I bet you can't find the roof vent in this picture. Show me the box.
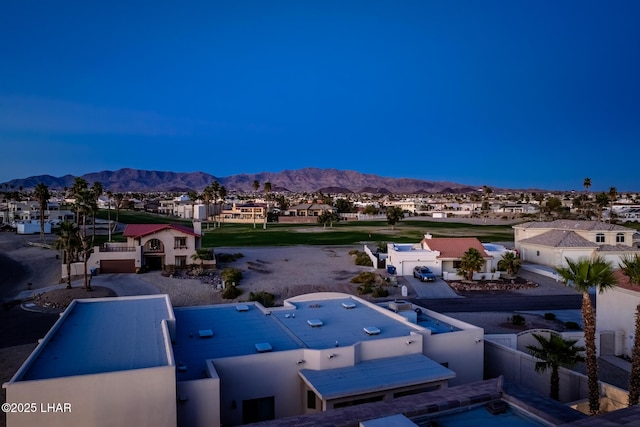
[307,319,323,327]
[363,326,381,335]
[199,329,213,338]
[342,302,356,309]
[236,305,249,312]
[255,342,272,353]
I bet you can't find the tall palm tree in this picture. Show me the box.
[527,333,585,401]
[90,182,103,243]
[106,190,113,241]
[211,181,221,227]
[555,256,617,415]
[619,254,640,406]
[54,221,80,289]
[203,185,214,229]
[595,193,610,222]
[583,177,592,194]
[113,193,124,223]
[458,247,485,281]
[252,179,260,193]
[217,186,227,228]
[33,183,50,243]
[263,182,272,229]
[74,186,96,291]
[187,190,198,219]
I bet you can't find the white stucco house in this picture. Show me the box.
[82,222,213,275]
[386,235,503,280]
[3,292,483,427]
[513,220,640,268]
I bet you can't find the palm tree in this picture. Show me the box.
[526,333,585,401]
[583,177,592,194]
[74,186,96,291]
[252,179,260,193]
[619,255,640,406]
[263,182,272,229]
[555,256,617,415]
[90,182,103,242]
[595,192,609,222]
[33,183,50,243]
[106,190,113,241]
[54,221,80,289]
[497,252,522,277]
[458,248,486,281]
[203,184,214,229]
[211,181,221,226]
[114,193,124,223]
[187,190,198,219]
[218,185,227,228]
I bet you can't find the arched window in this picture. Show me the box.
[596,233,605,243]
[146,238,163,252]
[616,233,625,243]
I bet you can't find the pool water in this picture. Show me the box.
[417,315,460,334]
[416,404,549,427]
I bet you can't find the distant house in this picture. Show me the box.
[84,222,213,274]
[513,220,640,268]
[221,202,268,224]
[386,235,499,280]
[283,203,337,217]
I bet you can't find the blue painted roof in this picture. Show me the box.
[299,353,456,400]
[20,296,173,381]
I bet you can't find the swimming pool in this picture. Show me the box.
[414,403,550,427]
[417,314,460,334]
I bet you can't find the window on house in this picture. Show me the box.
[453,261,462,269]
[175,256,187,267]
[616,233,625,243]
[596,233,605,243]
[242,396,275,424]
[307,390,317,409]
[174,237,187,249]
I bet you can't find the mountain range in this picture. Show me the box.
[2,168,481,194]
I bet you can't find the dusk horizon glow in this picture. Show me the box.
[1,1,639,192]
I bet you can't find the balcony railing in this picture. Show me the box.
[99,246,136,252]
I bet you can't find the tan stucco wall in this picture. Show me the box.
[5,365,176,427]
[597,287,640,357]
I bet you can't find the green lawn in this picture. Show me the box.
[94,210,515,247]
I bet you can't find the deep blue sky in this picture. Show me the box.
[1,1,639,191]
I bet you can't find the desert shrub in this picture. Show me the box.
[357,283,373,295]
[221,268,243,285]
[222,284,242,300]
[510,314,525,326]
[350,272,377,284]
[249,291,275,307]
[376,241,388,253]
[565,321,581,330]
[355,252,373,266]
[217,252,244,263]
[348,249,360,255]
[371,287,389,298]
[544,312,556,320]
[195,248,214,260]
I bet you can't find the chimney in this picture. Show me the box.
[424,233,432,239]
[193,220,202,236]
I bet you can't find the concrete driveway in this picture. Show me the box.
[401,275,461,299]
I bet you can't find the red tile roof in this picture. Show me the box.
[421,237,492,259]
[613,269,640,294]
[123,223,199,238]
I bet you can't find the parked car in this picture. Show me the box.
[413,266,436,282]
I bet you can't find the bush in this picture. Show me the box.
[357,283,373,295]
[355,252,373,266]
[350,272,377,284]
[565,321,581,330]
[371,287,389,298]
[222,284,242,300]
[544,312,556,320]
[249,291,275,308]
[221,268,243,286]
[510,314,525,326]
[348,249,360,256]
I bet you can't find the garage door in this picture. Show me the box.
[100,259,136,274]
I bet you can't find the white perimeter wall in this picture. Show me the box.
[597,287,640,357]
[5,366,176,427]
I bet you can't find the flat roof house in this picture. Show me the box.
[4,292,483,427]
